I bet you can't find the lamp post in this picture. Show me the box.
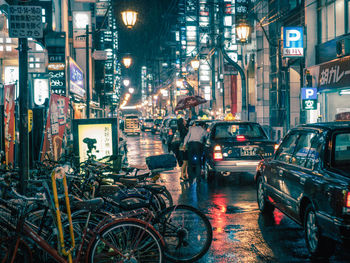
[84,7,137,119]
[122,56,132,68]
[121,10,138,29]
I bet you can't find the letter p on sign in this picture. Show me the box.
[286,29,301,47]
[301,87,317,100]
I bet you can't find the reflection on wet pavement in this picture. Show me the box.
[126,132,350,263]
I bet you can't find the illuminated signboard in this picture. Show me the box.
[69,58,85,97]
[283,27,304,57]
[73,118,119,170]
[301,87,317,110]
[34,78,49,105]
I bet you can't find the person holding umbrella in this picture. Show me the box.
[175,95,207,183]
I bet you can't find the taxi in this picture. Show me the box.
[204,120,277,181]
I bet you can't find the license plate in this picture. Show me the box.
[240,147,256,156]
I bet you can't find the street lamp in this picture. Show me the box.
[122,56,132,68]
[121,10,138,29]
[123,79,130,87]
[236,22,251,43]
[128,87,134,94]
[190,58,200,71]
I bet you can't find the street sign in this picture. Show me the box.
[282,27,304,57]
[301,87,317,100]
[302,99,317,110]
[8,5,43,38]
[301,87,317,110]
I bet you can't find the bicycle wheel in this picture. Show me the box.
[88,218,164,263]
[153,187,173,210]
[154,205,212,263]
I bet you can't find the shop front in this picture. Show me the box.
[308,56,350,122]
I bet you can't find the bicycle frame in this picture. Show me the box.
[51,168,75,263]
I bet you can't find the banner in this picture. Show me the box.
[4,84,16,166]
[40,94,69,161]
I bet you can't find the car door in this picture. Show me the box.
[278,131,318,219]
[266,132,300,209]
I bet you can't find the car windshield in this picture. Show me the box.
[214,123,267,139]
[125,115,138,119]
[154,119,162,125]
[333,132,350,173]
[145,119,153,122]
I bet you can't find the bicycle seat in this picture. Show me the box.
[119,178,138,187]
[73,198,104,211]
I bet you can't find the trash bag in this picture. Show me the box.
[146,154,177,170]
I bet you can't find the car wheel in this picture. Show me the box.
[304,204,335,258]
[256,176,274,214]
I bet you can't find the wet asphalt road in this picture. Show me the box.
[126,132,350,263]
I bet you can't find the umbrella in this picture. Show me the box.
[175,95,207,111]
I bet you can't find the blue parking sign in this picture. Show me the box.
[301,87,317,100]
[283,27,304,57]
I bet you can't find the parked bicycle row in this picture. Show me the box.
[0,138,213,263]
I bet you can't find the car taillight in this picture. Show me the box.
[213,145,223,161]
[153,125,156,129]
[346,192,350,208]
[169,130,173,135]
[236,135,246,142]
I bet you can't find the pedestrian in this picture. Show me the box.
[176,118,189,181]
[184,121,207,183]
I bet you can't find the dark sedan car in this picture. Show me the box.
[204,121,276,181]
[151,119,162,134]
[255,122,350,258]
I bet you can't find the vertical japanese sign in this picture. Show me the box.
[4,84,16,166]
[40,94,69,161]
[8,6,43,38]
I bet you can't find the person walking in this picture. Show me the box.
[184,121,207,183]
[176,118,189,181]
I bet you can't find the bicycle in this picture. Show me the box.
[0,167,166,263]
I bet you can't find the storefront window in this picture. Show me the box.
[324,90,350,121]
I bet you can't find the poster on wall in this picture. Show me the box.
[40,94,69,161]
[3,84,16,166]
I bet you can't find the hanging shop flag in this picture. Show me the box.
[3,84,16,166]
[40,94,69,161]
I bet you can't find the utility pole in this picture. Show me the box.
[209,1,216,110]
[18,37,29,194]
[86,24,90,119]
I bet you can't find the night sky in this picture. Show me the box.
[114,0,178,104]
